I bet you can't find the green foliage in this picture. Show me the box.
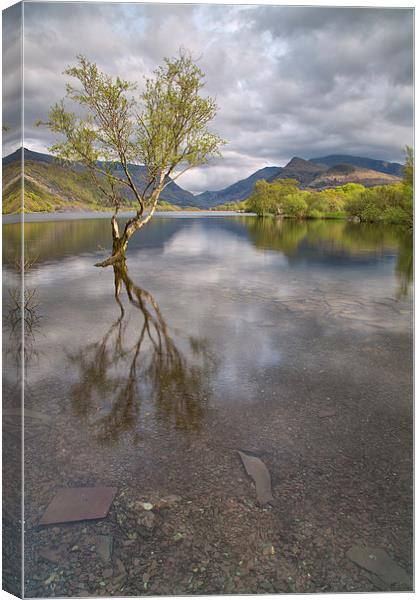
[212,199,249,211]
[343,149,413,228]
[307,208,323,219]
[247,179,300,216]
[245,159,412,229]
[306,188,346,214]
[140,53,224,173]
[2,159,182,214]
[247,180,275,216]
[281,193,308,217]
[345,182,413,227]
[403,146,413,187]
[246,179,348,220]
[41,52,225,219]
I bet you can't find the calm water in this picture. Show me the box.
[2,215,413,594]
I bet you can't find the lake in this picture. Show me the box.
[3,215,413,595]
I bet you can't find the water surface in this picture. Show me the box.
[2,215,413,595]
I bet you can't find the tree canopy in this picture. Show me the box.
[42,51,225,263]
[403,145,413,187]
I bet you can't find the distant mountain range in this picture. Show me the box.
[194,166,282,208]
[2,148,197,213]
[2,148,403,213]
[195,154,403,206]
[308,154,403,176]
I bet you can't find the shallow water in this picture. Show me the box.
[2,215,413,594]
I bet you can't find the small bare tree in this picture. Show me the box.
[42,52,225,266]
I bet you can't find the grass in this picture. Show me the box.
[2,160,184,214]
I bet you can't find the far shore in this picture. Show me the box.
[2,210,255,225]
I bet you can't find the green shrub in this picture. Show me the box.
[247,178,300,216]
[281,193,308,217]
[246,149,413,229]
[307,208,323,219]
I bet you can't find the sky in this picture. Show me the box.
[2,2,414,194]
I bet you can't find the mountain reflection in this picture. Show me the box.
[68,261,214,443]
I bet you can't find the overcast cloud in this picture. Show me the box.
[2,2,414,193]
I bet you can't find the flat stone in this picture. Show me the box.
[38,547,63,564]
[238,450,273,506]
[262,543,275,556]
[346,546,410,587]
[318,409,337,418]
[150,495,180,509]
[365,572,388,591]
[102,568,113,579]
[95,534,113,562]
[39,487,118,525]
[116,558,126,574]
[141,512,155,529]
[163,494,182,505]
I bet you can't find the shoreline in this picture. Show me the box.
[2,210,256,224]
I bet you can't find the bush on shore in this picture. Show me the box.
[244,147,413,227]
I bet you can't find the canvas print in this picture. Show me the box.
[2,1,414,597]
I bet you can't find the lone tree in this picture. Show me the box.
[403,145,413,187]
[43,52,225,266]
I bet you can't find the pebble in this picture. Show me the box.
[116,558,126,574]
[102,568,113,578]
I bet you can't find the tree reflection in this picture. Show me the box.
[68,261,214,443]
[4,249,42,376]
[395,230,413,300]
[246,218,413,298]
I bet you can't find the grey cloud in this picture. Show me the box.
[3,2,23,154]
[3,2,414,192]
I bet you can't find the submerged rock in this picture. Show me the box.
[38,547,64,565]
[318,409,337,418]
[346,546,411,587]
[139,511,155,530]
[39,487,117,525]
[237,451,273,506]
[94,534,113,563]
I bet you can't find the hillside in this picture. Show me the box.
[200,154,403,208]
[275,157,327,185]
[2,148,197,213]
[195,166,282,207]
[308,163,402,189]
[2,148,405,213]
[308,154,403,177]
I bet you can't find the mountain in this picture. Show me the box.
[307,163,402,189]
[3,148,56,166]
[2,148,405,213]
[308,154,403,177]
[194,166,283,207]
[2,148,197,213]
[275,157,327,186]
[200,154,403,208]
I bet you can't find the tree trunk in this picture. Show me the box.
[94,178,164,268]
[94,215,127,267]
